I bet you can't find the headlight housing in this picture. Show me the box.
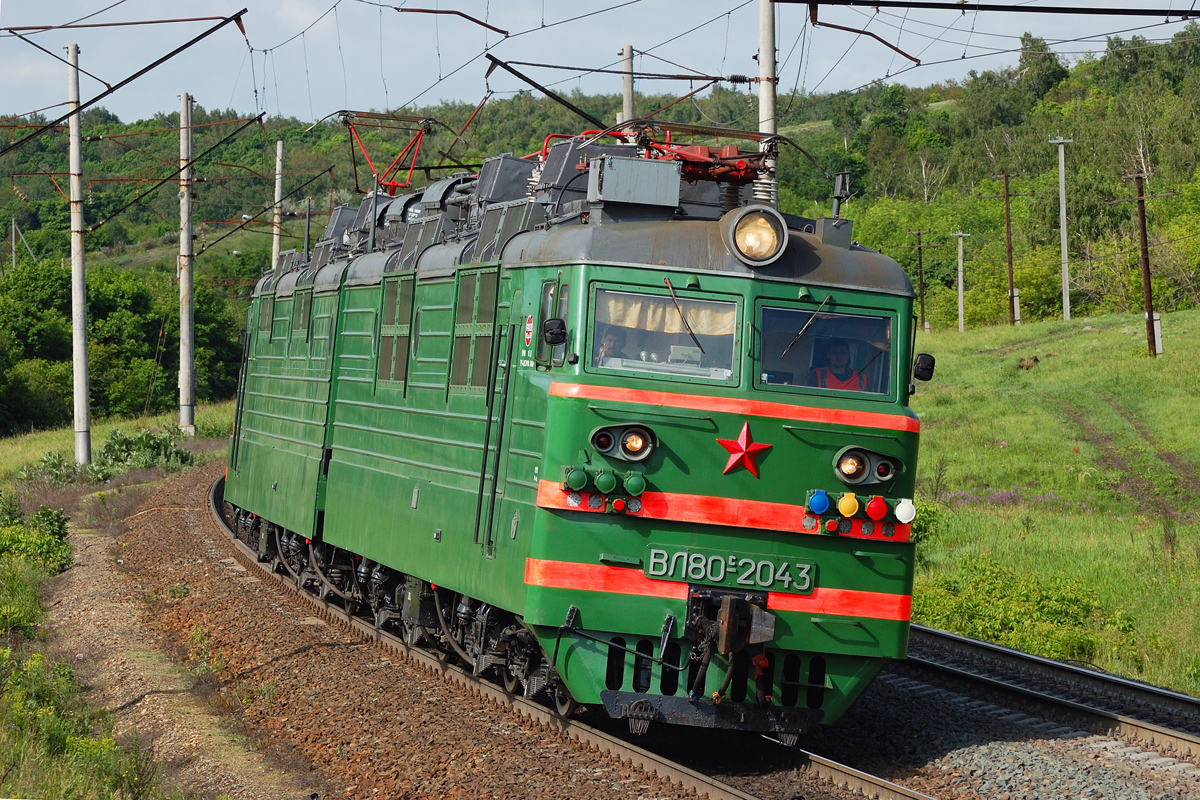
[720,205,789,267]
[832,447,899,487]
[591,425,655,463]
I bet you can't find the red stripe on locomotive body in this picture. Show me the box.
[547,382,921,434]
[767,588,912,622]
[525,558,912,622]
[535,480,912,542]
[524,557,688,600]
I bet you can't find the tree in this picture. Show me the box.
[1018,34,1068,102]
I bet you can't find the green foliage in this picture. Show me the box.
[28,507,69,541]
[913,558,1136,661]
[909,498,943,544]
[0,559,47,637]
[18,451,79,485]
[0,257,241,436]
[0,526,72,574]
[18,429,196,486]
[0,647,169,799]
[93,428,196,477]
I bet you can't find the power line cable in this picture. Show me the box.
[0,12,248,160]
[87,114,263,233]
[838,16,1191,94]
[13,0,129,37]
[334,5,349,107]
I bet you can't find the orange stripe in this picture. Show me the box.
[536,479,912,543]
[768,588,912,622]
[525,558,911,621]
[524,557,687,600]
[548,382,920,433]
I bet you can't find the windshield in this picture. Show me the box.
[759,306,892,395]
[592,288,737,381]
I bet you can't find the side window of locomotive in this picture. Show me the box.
[292,291,311,335]
[259,296,274,334]
[757,306,892,396]
[534,280,556,365]
[590,288,738,382]
[377,276,415,388]
[552,283,570,368]
[450,269,498,390]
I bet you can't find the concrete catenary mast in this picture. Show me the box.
[67,43,91,465]
[179,92,196,436]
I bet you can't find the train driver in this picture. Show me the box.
[595,325,631,365]
[808,338,866,391]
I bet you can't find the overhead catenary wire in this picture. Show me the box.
[837,16,1192,95]
[198,167,334,255]
[0,10,249,161]
[86,114,264,233]
[11,32,111,88]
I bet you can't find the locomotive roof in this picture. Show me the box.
[501,218,914,298]
[256,139,913,300]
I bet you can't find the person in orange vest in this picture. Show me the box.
[809,339,866,391]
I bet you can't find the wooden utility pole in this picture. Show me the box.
[179,91,195,436]
[1110,172,1175,357]
[897,229,945,332]
[978,173,1033,325]
[67,43,91,465]
[950,232,971,333]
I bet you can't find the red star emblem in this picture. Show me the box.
[717,421,772,478]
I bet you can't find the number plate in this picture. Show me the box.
[645,547,815,594]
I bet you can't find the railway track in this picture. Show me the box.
[906,624,1200,759]
[209,477,938,800]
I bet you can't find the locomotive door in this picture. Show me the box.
[473,323,517,555]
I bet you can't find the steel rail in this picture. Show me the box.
[207,477,939,800]
[908,625,1200,757]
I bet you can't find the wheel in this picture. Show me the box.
[501,667,519,694]
[552,682,577,717]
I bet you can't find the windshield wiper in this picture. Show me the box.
[663,277,704,354]
[781,294,832,358]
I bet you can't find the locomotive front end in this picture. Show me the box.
[517,202,920,740]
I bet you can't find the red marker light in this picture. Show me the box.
[825,519,839,532]
[866,496,888,521]
[612,498,626,512]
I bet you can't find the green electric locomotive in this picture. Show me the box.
[223,122,930,743]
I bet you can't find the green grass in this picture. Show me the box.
[0,401,234,490]
[912,309,1200,693]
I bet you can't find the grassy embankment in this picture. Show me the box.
[911,309,1200,693]
[0,402,234,798]
[0,402,235,489]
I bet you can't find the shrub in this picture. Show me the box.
[913,557,1136,662]
[909,497,943,544]
[28,507,69,541]
[0,525,72,574]
[0,559,47,637]
[94,428,196,476]
[19,451,80,485]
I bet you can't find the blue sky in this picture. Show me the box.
[1,1,1195,124]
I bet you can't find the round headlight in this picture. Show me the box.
[620,427,653,461]
[721,205,789,267]
[836,451,868,484]
[735,214,780,260]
